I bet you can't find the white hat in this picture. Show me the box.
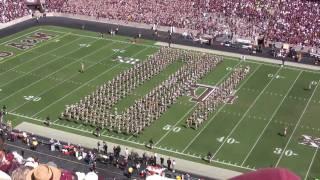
[25,157,38,168]
[85,172,98,180]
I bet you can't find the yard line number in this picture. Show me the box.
[216,136,240,144]
[112,49,126,53]
[268,74,285,79]
[115,56,140,64]
[79,44,91,47]
[273,147,298,157]
[163,124,181,133]
[23,95,41,102]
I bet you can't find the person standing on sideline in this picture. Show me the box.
[160,157,164,167]
[172,160,176,172]
[154,153,158,165]
[103,141,108,154]
[125,148,129,159]
[97,141,101,152]
[167,158,172,171]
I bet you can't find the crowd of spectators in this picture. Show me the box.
[0,0,30,23]
[1,0,319,46]
[58,0,320,47]
[0,121,193,180]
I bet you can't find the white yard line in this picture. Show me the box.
[10,41,116,113]
[240,71,302,166]
[8,112,255,171]
[0,34,78,87]
[0,29,65,65]
[212,67,282,158]
[42,28,158,48]
[0,29,40,45]
[0,33,71,76]
[31,46,149,117]
[154,104,198,146]
[31,28,320,74]
[304,148,319,180]
[1,38,97,103]
[275,80,320,167]
[182,64,262,153]
[154,61,243,146]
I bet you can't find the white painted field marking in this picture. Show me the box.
[43,28,158,48]
[9,68,96,89]
[9,112,255,171]
[31,46,149,117]
[41,28,320,74]
[211,67,283,159]
[273,148,297,157]
[0,29,40,46]
[0,38,96,103]
[304,148,319,180]
[76,124,82,129]
[0,34,78,87]
[0,30,66,65]
[0,32,71,75]
[275,80,320,167]
[182,64,262,153]
[240,71,302,166]
[10,41,116,112]
[154,61,243,146]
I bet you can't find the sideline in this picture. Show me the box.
[15,122,242,179]
[156,42,320,72]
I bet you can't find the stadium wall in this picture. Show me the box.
[0,14,319,71]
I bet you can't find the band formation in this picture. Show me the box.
[60,47,250,135]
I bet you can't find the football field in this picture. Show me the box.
[1,26,320,179]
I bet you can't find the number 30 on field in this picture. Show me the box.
[273,147,298,157]
[162,124,181,133]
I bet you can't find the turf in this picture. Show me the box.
[1,25,320,179]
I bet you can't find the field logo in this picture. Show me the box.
[299,134,320,148]
[23,95,41,102]
[7,32,55,50]
[0,51,14,61]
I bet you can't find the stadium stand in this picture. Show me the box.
[0,0,30,23]
[58,0,320,47]
[1,0,320,47]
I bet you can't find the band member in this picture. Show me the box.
[80,63,84,73]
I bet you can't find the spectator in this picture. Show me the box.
[26,164,61,180]
[102,141,108,154]
[172,159,176,172]
[11,166,32,180]
[167,158,172,171]
[160,156,164,167]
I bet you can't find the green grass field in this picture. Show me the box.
[1,26,320,179]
